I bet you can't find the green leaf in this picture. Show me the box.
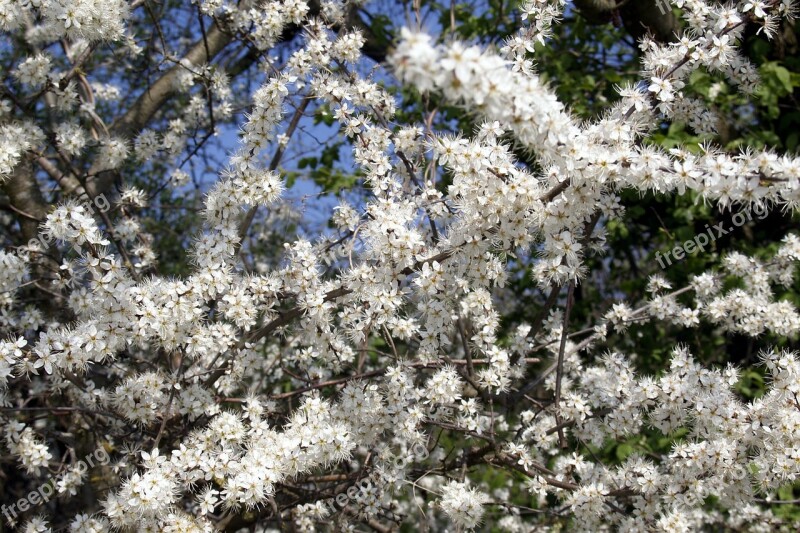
[284,171,298,189]
[313,105,336,126]
[616,443,634,461]
[298,156,318,169]
[761,62,793,95]
[774,66,793,94]
[320,143,341,167]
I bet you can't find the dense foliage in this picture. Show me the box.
[1,0,800,531]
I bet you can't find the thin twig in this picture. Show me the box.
[553,280,575,449]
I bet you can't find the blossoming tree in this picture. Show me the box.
[1,0,800,530]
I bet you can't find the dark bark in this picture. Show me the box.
[573,0,680,43]
[3,162,46,244]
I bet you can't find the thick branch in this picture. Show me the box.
[3,162,47,243]
[68,22,234,198]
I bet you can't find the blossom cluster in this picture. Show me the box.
[0,0,800,531]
